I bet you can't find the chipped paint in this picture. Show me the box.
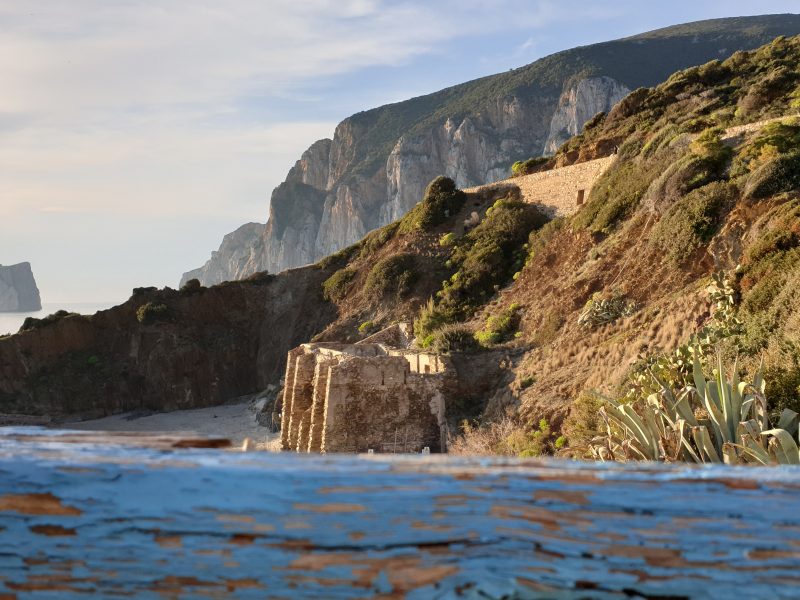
[1,427,800,599]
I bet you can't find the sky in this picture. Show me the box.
[1,1,798,304]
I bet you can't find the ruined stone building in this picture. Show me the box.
[280,325,452,454]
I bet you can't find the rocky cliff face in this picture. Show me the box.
[382,95,554,223]
[183,92,560,283]
[0,267,337,419]
[181,15,800,286]
[180,223,264,287]
[0,263,41,312]
[543,76,631,155]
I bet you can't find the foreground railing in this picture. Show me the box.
[1,427,799,599]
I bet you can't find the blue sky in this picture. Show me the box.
[1,0,798,303]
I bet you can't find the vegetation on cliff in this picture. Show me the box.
[5,33,800,466]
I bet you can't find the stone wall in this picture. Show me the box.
[280,343,450,454]
[465,155,616,218]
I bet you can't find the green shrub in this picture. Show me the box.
[738,203,800,353]
[505,418,557,458]
[519,375,535,389]
[364,253,417,299]
[414,298,454,343]
[322,268,356,302]
[429,323,479,353]
[560,393,604,458]
[317,243,360,270]
[527,217,565,258]
[450,415,559,457]
[132,286,157,297]
[475,304,521,346]
[440,201,547,317]
[19,310,80,332]
[180,278,203,293]
[241,271,274,285]
[732,119,800,175]
[765,361,800,423]
[358,320,376,335]
[574,160,653,233]
[744,151,800,199]
[511,156,548,177]
[136,302,170,325]
[650,181,737,263]
[400,176,466,232]
[689,127,732,168]
[360,222,399,258]
[439,232,456,247]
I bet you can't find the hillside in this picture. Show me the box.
[182,14,800,287]
[2,34,800,455]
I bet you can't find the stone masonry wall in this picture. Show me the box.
[280,343,449,454]
[461,116,799,220]
[464,155,615,218]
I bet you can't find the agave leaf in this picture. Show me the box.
[603,403,654,460]
[740,395,755,421]
[692,426,722,463]
[732,437,771,465]
[641,403,665,460]
[621,404,659,459]
[776,409,800,438]
[722,442,739,465]
[718,353,736,441]
[676,419,703,463]
[671,388,699,427]
[768,437,791,465]
[761,429,800,465]
[731,361,743,423]
[754,356,765,395]
[692,349,706,401]
[644,396,667,439]
[702,386,729,445]
[739,419,764,445]
[650,369,676,406]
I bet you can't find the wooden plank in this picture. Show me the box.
[1,427,800,599]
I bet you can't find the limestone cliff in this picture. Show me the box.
[181,15,800,286]
[180,223,264,287]
[0,263,41,312]
[543,76,631,155]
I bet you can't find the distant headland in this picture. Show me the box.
[0,262,42,312]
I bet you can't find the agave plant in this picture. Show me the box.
[591,351,800,465]
[578,293,637,328]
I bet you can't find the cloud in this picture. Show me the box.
[0,0,708,300]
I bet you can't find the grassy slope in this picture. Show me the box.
[314,34,800,451]
[343,14,800,179]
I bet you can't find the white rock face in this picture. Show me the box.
[179,223,264,287]
[0,262,42,312]
[543,76,631,155]
[180,78,629,286]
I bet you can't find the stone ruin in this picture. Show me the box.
[280,324,452,454]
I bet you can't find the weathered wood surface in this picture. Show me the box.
[1,428,800,599]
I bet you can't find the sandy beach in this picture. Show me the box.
[66,399,279,449]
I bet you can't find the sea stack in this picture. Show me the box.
[0,262,42,312]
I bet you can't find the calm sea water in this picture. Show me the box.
[0,302,118,336]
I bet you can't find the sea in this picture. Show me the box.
[0,302,118,336]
